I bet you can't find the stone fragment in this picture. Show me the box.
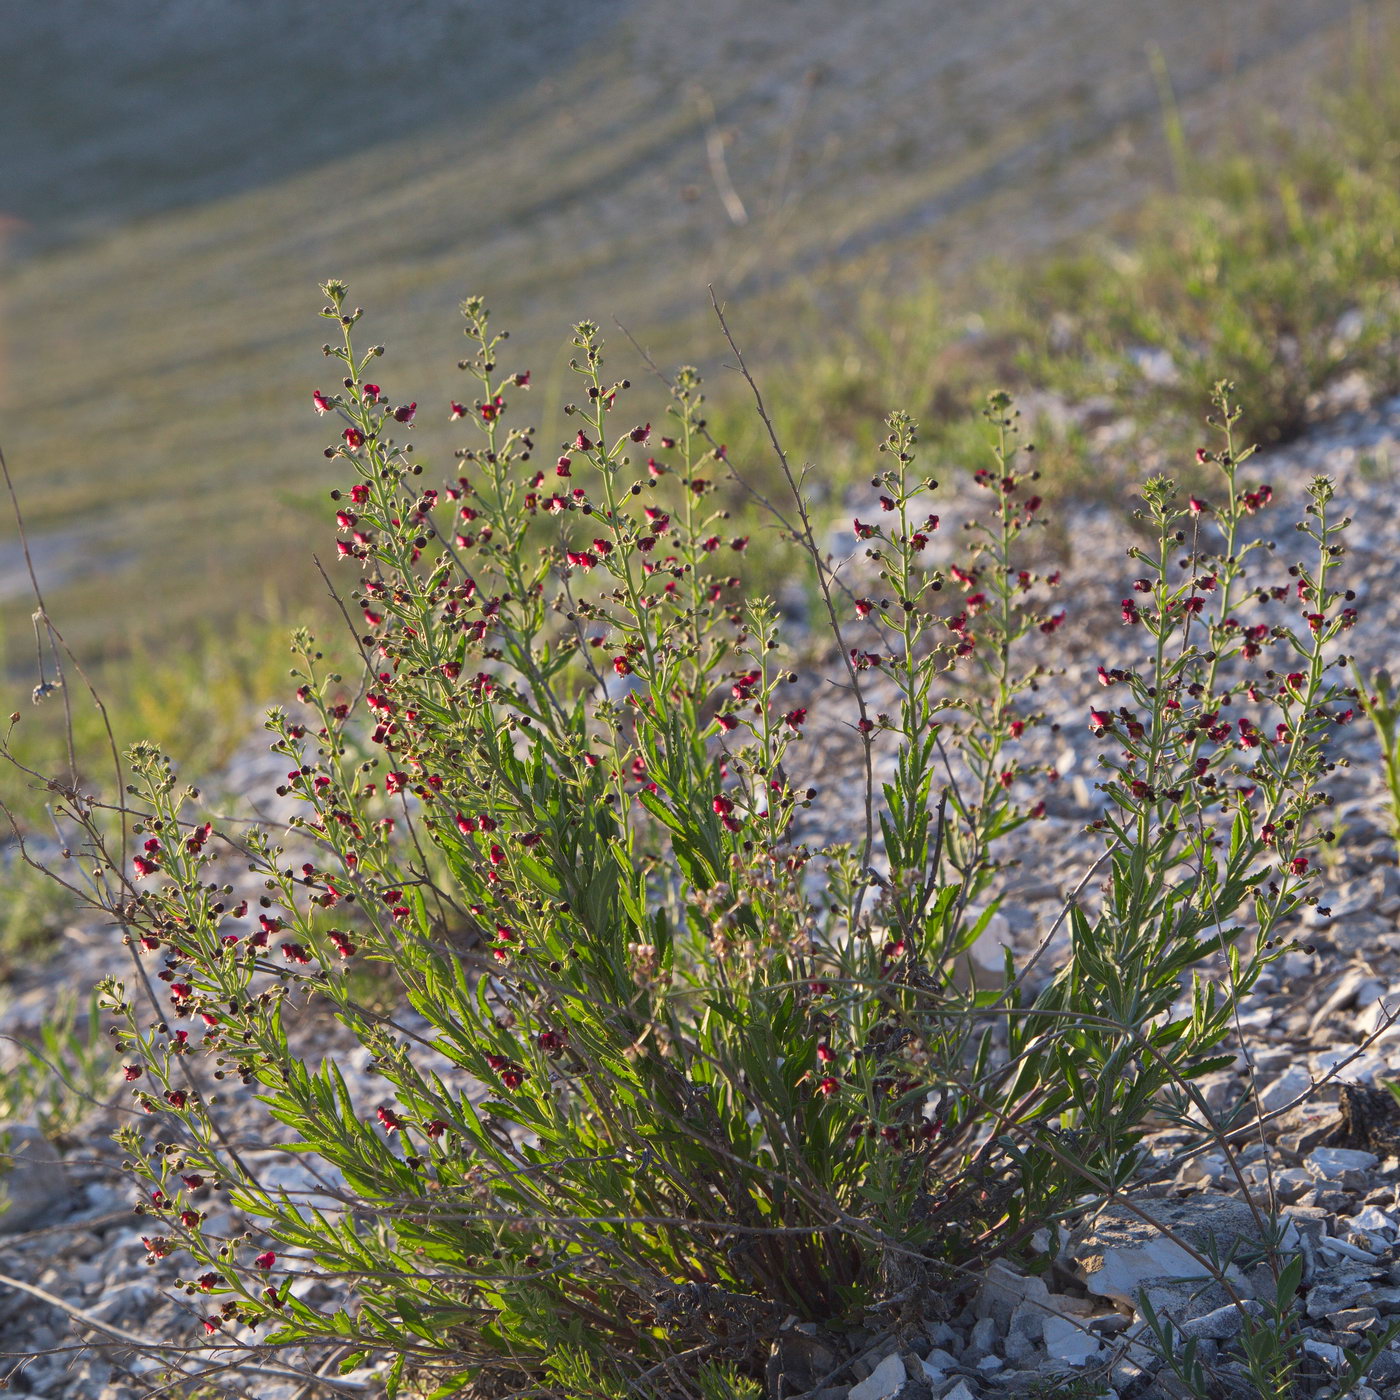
[1044,1291,1095,1317]
[939,1383,977,1400]
[1281,950,1316,979]
[771,1327,839,1394]
[924,1322,958,1350]
[1306,1145,1381,1178]
[1306,1270,1377,1320]
[1176,1301,1256,1339]
[1358,998,1400,1037]
[849,1352,907,1400]
[0,1122,71,1232]
[1260,1064,1312,1113]
[86,1279,159,1323]
[1304,1187,1353,1213]
[1355,1204,1398,1238]
[894,1364,935,1400]
[1320,1235,1380,1263]
[1066,1193,1274,1319]
[974,1260,1049,1333]
[919,1350,958,1381]
[1250,1047,1295,1073]
[1366,1345,1400,1383]
[1275,1101,1342,1157]
[1309,966,1382,1033]
[1271,1167,1313,1201]
[1191,1338,1219,1368]
[984,1371,1040,1392]
[1108,1357,1148,1398]
[1087,1310,1133,1338]
[1328,1305,1380,1331]
[1175,1154,1229,1189]
[1041,1313,1102,1365]
[1280,1205,1326,1281]
[1001,1329,1036,1367]
[851,1341,897,1382]
[1303,1337,1344,1367]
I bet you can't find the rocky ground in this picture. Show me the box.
[5,385,1400,1397]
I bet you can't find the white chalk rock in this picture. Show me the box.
[848,1352,906,1400]
[1306,1146,1380,1179]
[1042,1313,1103,1366]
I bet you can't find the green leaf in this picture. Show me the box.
[386,1351,407,1400]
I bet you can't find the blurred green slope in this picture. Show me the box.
[0,0,1374,662]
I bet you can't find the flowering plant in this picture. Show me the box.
[18,285,1353,1397]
